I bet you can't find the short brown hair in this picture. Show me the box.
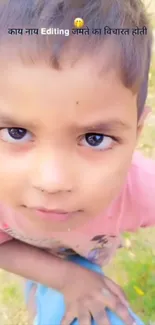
[0,0,153,118]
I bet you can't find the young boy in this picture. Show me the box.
[0,0,154,324]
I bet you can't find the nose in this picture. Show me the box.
[31,149,73,194]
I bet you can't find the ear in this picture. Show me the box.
[137,106,152,139]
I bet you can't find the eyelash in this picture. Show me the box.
[0,127,33,144]
[0,127,120,151]
[79,133,118,149]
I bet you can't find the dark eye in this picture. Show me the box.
[85,133,104,146]
[8,128,27,139]
[0,128,32,143]
[79,133,113,150]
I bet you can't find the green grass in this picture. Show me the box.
[104,230,155,323]
[0,272,29,325]
[0,41,155,325]
[104,55,155,324]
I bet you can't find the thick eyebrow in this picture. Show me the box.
[0,113,131,133]
[74,119,131,133]
[0,114,37,129]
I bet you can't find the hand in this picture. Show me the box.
[61,265,136,325]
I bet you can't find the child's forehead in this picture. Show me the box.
[0,58,137,130]
[0,53,123,100]
[0,37,119,84]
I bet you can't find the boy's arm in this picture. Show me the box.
[0,239,135,324]
[0,239,76,291]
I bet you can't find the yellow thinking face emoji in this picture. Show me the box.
[74,17,84,28]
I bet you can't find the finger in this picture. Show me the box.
[61,316,76,325]
[113,302,136,325]
[90,301,110,325]
[104,277,129,306]
[78,310,91,325]
[61,308,76,325]
[94,291,135,325]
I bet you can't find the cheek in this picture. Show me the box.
[80,153,132,209]
[0,154,26,176]
[0,146,32,172]
[0,152,29,201]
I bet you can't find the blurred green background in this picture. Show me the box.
[0,1,155,324]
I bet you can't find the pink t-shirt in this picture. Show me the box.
[0,151,154,266]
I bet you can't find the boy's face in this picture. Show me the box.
[0,56,139,232]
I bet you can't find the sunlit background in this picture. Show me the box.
[0,0,155,324]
